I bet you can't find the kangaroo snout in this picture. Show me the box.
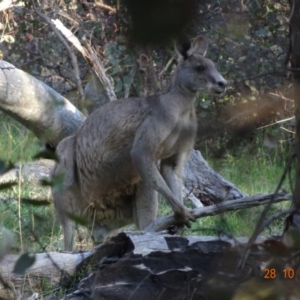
[215,79,227,94]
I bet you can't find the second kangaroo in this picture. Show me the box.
[53,36,227,250]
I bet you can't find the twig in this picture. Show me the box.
[51,18,116,102]
[261,208,296,231]
[268,92,294,103]
[0,273,11,291]
[158,54,176,78]
[280,126,295,134]
[18,165,23,252]
[284,250,300,265]
[95,1,116,13]
[124,65,136,98]
[225,98,283,125]
[83,40,117,101]
[287,67,300,72]
[257,117,295,130]
[245,70,287,81]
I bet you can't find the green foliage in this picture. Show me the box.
[104,41,135,96]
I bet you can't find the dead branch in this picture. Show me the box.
[95,1,116,13]
[145,192,291,232]
[0,61,85,148]
[32,2,86,113]
[83,40,117,101]
[51,19,117,105]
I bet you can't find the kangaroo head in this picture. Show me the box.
[174,35,227,95]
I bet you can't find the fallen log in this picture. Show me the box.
[0,193,292,288]
[0,153,244,205]
[0,159,53,185]
[0,233,270,300]
[1,229,299,300]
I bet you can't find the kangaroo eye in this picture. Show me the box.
[196,65,205,72]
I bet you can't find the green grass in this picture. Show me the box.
[0,114,294,253]
[158,144,294,238]
[0,182,61,253]
[0,114,61,253]
[209,150,292,195]
[0,114,40,162]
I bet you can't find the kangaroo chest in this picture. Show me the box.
[159,109,197,158]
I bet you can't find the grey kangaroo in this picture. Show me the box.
[53,36,227,251]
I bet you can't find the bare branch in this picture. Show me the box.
[261,208,296,231]
[145,192,291,232]
[32,1,86,113]
[95,0,116,13]
[244,69,287,81]
[83,39,117,101]
[51,19,117,104]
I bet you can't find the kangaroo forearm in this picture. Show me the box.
[161,166,183,204]
[148,168,185,214]
[135,159,184,214]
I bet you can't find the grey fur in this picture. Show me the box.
[53,36,227,250]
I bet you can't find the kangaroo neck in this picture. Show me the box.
[165,83,197,108]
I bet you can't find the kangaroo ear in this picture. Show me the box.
[175,35,192,60]
[191,35,208,57]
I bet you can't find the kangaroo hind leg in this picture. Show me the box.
[52,135,81,251]
[134,181,158,230]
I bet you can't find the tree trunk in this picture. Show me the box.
[0,61,85,148]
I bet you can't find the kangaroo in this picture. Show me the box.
[53,35,227,251]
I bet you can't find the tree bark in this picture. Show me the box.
[0,233,271,300]
[0,61,85,148]
[1,232,298,300]
[0,159,53,185]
